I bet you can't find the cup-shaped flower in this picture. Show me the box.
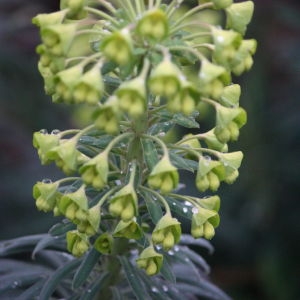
[67,230,89,257]
[199,0,232,10]
[219,84,241,107]
[218,151,243,184]
[33,180,60,212]
[225,1,254,35]
[33,131,60,164]
[116,77,146,118]
[167,80,200,115]
[77,204,101,236]
[32,10,66,28]
[202,129,228,152]
[101,29,133,65]
[196,156,225,192]
[58,185,88,222]
[79,151,109,190]
[214,105,247,143]
[191,207,220,239]
[231,39,257,75]
[53,65,83,103]
[41,23,77,56]
[136,9,169,41]
[136,246,163,276]
[211,28,242,70]
[47,138,84,174]
[152,214,181,251]
[109,184,138,222]
[113,219,143,240]
[73,65,104,104]
[179,134,201,160]
[147,156,179,193]
[198,60,230,99]
[196,195,221,212]
[149,60,182,98]
[94,233,113,254]
[60,0,87,19]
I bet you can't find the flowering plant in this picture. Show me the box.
[0,0,255,298]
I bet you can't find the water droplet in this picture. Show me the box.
[42,178,52,184]
[184,257,190,262]
[87,289,92,293]
[51,129,60,135]
[184,201,192,207]
[158,132,166,137]
[151,287,159,293]
[39,129,48,134]
[168,250,174,256]
[165,122,170,126]
[182,207,188,213]
[174,245,180,252]
[153,196,157,201]
[155,245,162,251]
[172,202,177,206]
[192,207,199,214]
[11,281,19,288]
[162,285,169,292]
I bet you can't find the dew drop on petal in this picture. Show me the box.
[42,178,52,184]
[39,129,48,134]
[184,201,192,207]
[51,129,60,135]
[155,245,162,251]
[172,202,177,206]
[182,207,188,213]
[168,250,174,256]
[158,131,166,137]
[151,287,159,293]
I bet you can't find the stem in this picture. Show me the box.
[182,32,212,41]
[77,52,103,68]
[166,0,180,18]
[171,3,213,29]
[141,134,169,158]
[117,0,135,21]
[84,7,119,26]
[140,186,171,215]
[128,160,137,186]
[105,132,134,153]
[167,45,207,61]
[73,124,96,143]
[134,0,143,15]
[97,186,120,207]
[155,0,162,8]
[170,144,220,158]
[170,21,212,35]
[148,0,154,9]
[75,29,106,37]
[97,0,117,14]
[57,177,81,185]
[139,58,151,79]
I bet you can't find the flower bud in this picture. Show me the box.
[41,23,77,56]
[79,151,108,189]
[93,97,120,134]
[67,230,89,257]
[33,181,60,212]
[149,60,182,98]
[136,246,163,276]
[218,151,243,183]
[113,219,143,240]
[73,65,104,105]
[198,60,230,99]
[94,233,113,254]
[109,184,138,221]
[225,1,254,35]
[101,29,133,65]
[136,9,169,41]
[207,171,220,191]
[116,77,146,118]
[33,131,60,164]
[202,129,228,152]
[152,214,181,250]
[77,204,101,236]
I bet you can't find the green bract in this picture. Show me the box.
[136,246,163,276]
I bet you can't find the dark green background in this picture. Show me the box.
[0,1,299,299]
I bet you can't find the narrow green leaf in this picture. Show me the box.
[148,121,174,135]
[118,256,150,300]
[172,114,199,128]
[111,286,124,300]
[15,279,46,300]
[165,197,193,220]
[180,234,214,254]
[72,248,101,288]
[32,234,65,258]
[169,151,197,172]
[142,190,163,224]
[141,139,159,171]
[49,221,75,236]
[39,258,82,299]
[160,257,176,284]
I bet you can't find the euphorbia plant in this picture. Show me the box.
[0,0,256,299]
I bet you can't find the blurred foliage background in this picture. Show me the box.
[0,0,299,299]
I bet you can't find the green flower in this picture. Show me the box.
[79,151,109,190]
[198,60,231,99]
[152,214,181,250]
[202,129,228,152]
[116,77,146,118]
[93,97,120,134]
[33,130,60,164]
[77,204,101,236]
[148,156,179,193]
[94,233,113,254]
[136,9,169,41]
[67,230,89,257]
[41,23,77,56]
[33,180,60,212]
[191,207,220,239]
[109,184,138,221]
[225,1,254,35]
[218,151,243,184]
[101,30,133,65]
[60,0,88,19]
[73,65,104,104]
[219,84,241,107]
[149,59,182,98]
[113,219,143,240]
[32,10,66,28]
[136,246,163,276]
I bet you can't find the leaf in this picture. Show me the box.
[180,234,214,254]
[141,139,160,171]
[142,190,163,224]
[148,121,174,135]
[78,135,113,148]
[49,221,75,236]
[32,234,66,258]
[169,151,197,172]
[39,258,82,299]
[172,113,199,128]
[160,257,176,284]
[15,279,46,300]
[72,248,101,288]
[111,286,124,300]
[165,197,193,220]
[103,75,121,88]
[118,256,150,300]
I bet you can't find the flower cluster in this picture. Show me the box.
[33,0,255,275]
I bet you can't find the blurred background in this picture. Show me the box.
[0,0,299,299]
